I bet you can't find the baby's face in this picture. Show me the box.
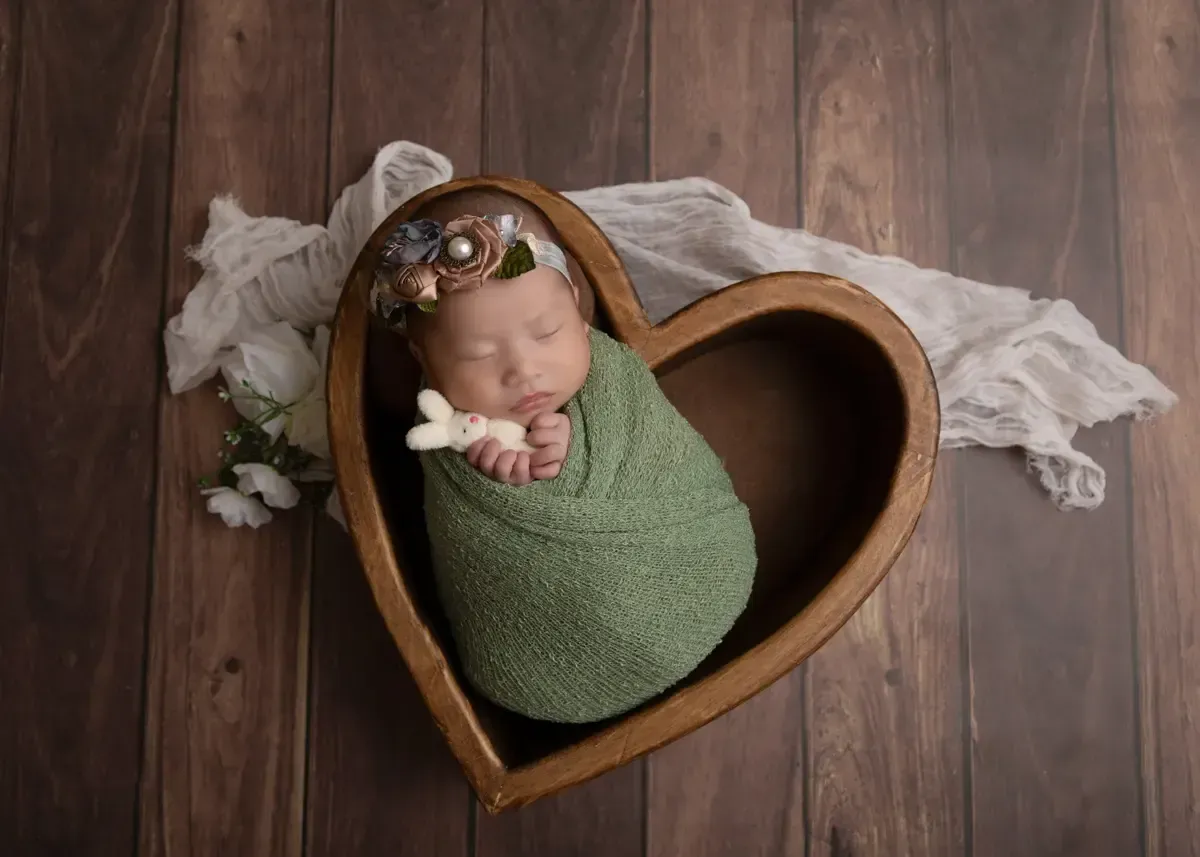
[411,265,591,428]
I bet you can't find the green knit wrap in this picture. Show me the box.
[419,328,757,724]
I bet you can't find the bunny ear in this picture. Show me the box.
[416,389,455,424]
[406,422,450,451]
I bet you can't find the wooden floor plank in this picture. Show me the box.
[1110,1,1200,855]
[137,1,331,854]
[644,1,803,855]
[473,2,648,854]
[327,0,484,182]
[475,772,645,857]
[0,0,17,330]
[0,0,176,851]
[304,2,483,855]
[946,0,1141,855]
[483,0,646,188]
[798,1,966,854]
[648,0,797,217]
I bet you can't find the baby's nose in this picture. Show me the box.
[504,355,539,386]
[501,360,530,384]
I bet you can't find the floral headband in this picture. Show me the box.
[369,213,572,329]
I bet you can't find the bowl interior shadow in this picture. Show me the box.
[363,305,907,770]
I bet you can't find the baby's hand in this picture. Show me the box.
[525,412,571,481]
[465,413,570,485]
[466,438,534,486]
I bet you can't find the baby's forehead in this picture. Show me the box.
[439,270,570,327]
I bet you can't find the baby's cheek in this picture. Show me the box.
[560,334,592,398]
[443,364,505,416]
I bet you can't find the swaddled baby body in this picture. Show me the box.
[371,188,757,723]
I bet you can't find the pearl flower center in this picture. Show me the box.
[446,235,475,261]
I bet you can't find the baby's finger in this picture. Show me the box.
[525,428,560,448]
[530,411,559,431]
[466,438,489,468]
[511,452,532,486]
[494,449,518,482]
[529,443,565,467]
[531,460,562,481]
[477,439,503,475]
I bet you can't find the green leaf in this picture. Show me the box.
[493,241,535,279]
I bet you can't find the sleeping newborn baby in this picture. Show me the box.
[370,188,757,724]
[388,220,587,486]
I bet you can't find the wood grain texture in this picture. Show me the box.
[646,2,803,853]
[798,0,965,854]
[137,1,330,854]
[484,0,645,188]
[1110,1,1200,855]
[306,526,472,857]
[305,3,483,855]
[0,0,176,851]
[328,0,483,181]
[476,3,648,849]
[947,0,1141,855]
[648,0,797,220]
[477,773,646,857]
[0,0,17,335]
[648,679,806,857]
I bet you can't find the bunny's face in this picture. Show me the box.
[445,413,490,452]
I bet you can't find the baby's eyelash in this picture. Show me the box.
[537,326,562,340]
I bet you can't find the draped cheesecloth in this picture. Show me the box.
[163,140,1177,514]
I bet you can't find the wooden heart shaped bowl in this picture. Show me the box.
[326,175,940,813]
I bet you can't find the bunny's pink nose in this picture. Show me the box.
[469,416,479,424]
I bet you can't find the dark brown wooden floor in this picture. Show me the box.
[2,0,1197,854]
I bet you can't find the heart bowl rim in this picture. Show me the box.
[326,175,941,813]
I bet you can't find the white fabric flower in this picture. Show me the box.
[232,463,301,509]
[284,325,331,459]
[286,396,330,458]
[202,487,273,528]
[219,322,321,440]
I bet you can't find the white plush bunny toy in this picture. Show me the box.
[405,389,534,454]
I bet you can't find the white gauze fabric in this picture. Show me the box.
[164,140,1177,514]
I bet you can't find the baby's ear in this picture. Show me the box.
[565,257,596,325]
[573,285,591,331]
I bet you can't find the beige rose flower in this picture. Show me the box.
[433,216,506,291]
[395,263,439,303]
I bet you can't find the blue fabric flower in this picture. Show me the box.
[380,219,444,265]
